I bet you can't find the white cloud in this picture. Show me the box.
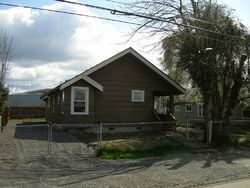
[0,2,163,94]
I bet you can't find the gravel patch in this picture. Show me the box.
[0,150,250,187]
[1,122,250,187]
[0,124,92,159]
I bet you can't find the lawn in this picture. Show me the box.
[231,133,250,148]
[96,143,188,159]
[70,131,189,159]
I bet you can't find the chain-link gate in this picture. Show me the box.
[49,124,95,157]
[0,124,50,159]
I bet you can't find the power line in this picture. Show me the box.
[106,0,218,26]
[7,79,60,82]
[105,0,145,9]
[55,0,245,41]
[0,2,238,43]
[0,2,141,26]
[0,2,176,34]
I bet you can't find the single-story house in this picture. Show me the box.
[174,101,250,123]
[7,89,50,119]
[42,47,185,132]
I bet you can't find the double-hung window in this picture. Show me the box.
[185,104,192,112]
[198,103,204,117]
[71,87,89,115]
[175,105,180,112]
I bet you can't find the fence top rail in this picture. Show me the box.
[102,121,175,126]
[2,124,49,128]
[191,119,250,123]
[52,124,98,128]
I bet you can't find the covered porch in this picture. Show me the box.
[152,91,176,131]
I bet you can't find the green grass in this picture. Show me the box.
[176,121,204,129]
[96,143,188,159]
[230,133,250,148]
[67,131,190,159]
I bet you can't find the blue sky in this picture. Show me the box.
[219,0,250,27]
[4,1,250,23]
[0,0,249,93]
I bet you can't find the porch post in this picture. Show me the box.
[169,94,174,114]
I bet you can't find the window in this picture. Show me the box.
[242,107,250,118]
[131,90,144,102]
[71,87,89,115]
[198,103,204,117]
[185,104,192,112]
[61,91,65,114]
[175,105,180,112]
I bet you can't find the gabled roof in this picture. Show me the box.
[60,74,103,91]
[43,47,185,97]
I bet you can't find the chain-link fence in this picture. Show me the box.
[94,121,177,150]
[0,124,50,159]
[49,124,95,157]
[180,118,250,145]
[1,119,249,159]
[0,123,95,159]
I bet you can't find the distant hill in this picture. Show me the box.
[8,88,51,106]
[13,89,51,95]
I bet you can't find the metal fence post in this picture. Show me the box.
[186,116,190,140]
[0,115,2,133]
[97,124,99,142]
[208,120,213,144]
[207,120,213,144]
[47,124,50,157]
[47,124,52,158]
[206,120,209,144]
[50,124,52,156]
[99,122,103,148]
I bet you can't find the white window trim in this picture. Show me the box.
[197,103,204,117]
[131,90,145,102]
[175,105,180,112]
[71,86,89,115]
[185,104,192,112]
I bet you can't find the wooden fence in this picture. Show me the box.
[10,106,45,119]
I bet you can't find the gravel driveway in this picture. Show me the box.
[1,122,250,187]
[0,123,92,159]
[0,145,250,187]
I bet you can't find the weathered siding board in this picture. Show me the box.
[47,79,95,124]
[174,102,248,122]
[174,102,201,122]
[10,106,45,119]
[89,53,172,123]
[46,52,180,125]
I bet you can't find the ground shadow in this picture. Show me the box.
[0,149,250,187]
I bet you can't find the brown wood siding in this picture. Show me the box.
[47,79,95,124]
[89,53,176,122]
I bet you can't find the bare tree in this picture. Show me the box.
[0,29,13,112]
[119,0,250,143]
